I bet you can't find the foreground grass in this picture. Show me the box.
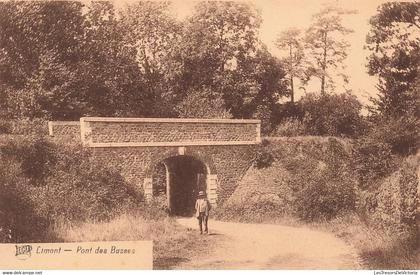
[311,214,419,270]
[54,214,213,269]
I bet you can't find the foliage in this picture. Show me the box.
[0,158,50,243]
[368,114,419,156]
[175,87,232,118]
[117,1,182,117]
[366,2,420,117]
[293,168,356,222]
[0,1,287,122]
[0,1,87,119]
[353,113,419,189]
[253,151,275,170]
[289,139,356,221]
[352,138,397,189]
[1,138,57,186]
[304,5,356,94]
[358,157,419,245]
[300,92,364,137]
[275,28,306,102]
[218,137,356,223]
[179,3,287,122]
[0,118,48,135]
[271,118,307,137]
[252,139,274,169]
[0,136,142,243]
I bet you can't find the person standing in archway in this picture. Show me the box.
[195,191,211,234]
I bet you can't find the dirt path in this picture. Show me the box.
[175,218,361,269]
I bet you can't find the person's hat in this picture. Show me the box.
[198,191,205,197]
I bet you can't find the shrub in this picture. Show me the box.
[371,160,418,242]
[217,137,357,223]
[0,118,48,135]
[0,119,12,134]
[0,157,50,242]
[1,137,57,185]
[270,101,305,125]
[300,92,365,137]
[30,142,143,223]
[0,136,143,243]
[367,114,419,156]
[352,138,398,189]
[252,140,275,169]
[271,118,307,137]
[293,168,357,222]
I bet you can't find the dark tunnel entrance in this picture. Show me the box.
[152,155,207,216]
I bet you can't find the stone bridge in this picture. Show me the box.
[49,117,261,215]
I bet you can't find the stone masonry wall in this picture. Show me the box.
[80,117,260,146]
[90,145,256,204]
[49,117,261,206]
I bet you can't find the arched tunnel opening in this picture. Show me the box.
[152,155,207,216]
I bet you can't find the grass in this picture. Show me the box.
[311,213,419,270]
[53,213,214,269]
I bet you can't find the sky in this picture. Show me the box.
[167,0,388,107]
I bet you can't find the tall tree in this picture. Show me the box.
[80,1,150,117]
[304,6,356,94]
[275,28,305,102]
[119,1,182,117]
[366,2,420,118]
[0,1,86,119]
[178,1,286,122]
[181,2,262,105]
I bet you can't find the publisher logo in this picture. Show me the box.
[15,245,32,260]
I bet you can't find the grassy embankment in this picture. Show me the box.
[214,136,419,269]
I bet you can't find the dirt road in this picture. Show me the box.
[175,218,361,269]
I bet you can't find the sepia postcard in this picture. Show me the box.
[0,0,418,272]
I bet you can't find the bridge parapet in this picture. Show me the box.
[79,117,261,147]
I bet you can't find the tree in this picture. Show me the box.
[178,2,263,116]
[0,1,86,119]
[304,6,356,94]
[119,1,183,117]
[178,1,286,126]
[275,28,306,102]
[366,2,420,118]
[79,1,151,117]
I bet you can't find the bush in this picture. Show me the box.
[31,142,142,223]
[252,140,275,169]
[367,114,419,156]
[0,118,48,135]
[371,160,418,241]
[0,119,12,134]
[271,118,307,137]
[0,136,143,242]
[0,157,50,242]
[300,92,365,137]
[1,138,57,185]
[293,168,357,221]
[353,138,398,189]
[217,137,357,223]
